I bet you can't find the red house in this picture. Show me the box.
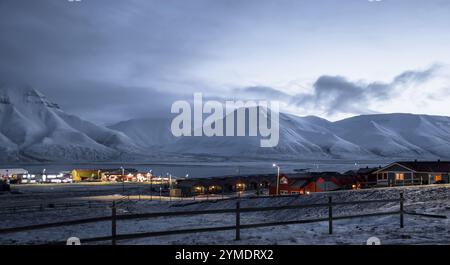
[269,173,343,195]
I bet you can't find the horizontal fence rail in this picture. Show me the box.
[0,192,445,245]
[0,195,130,215]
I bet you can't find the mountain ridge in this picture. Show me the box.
[2,85,450,162]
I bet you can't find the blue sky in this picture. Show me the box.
[1,0,450,123]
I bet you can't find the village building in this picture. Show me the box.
[345,167,380,188]
[99,168,139,182]
[71,169,101,182]
[269,173,337,195]
[174,174,274,197]
[268,172,365,195]
[71,168,140,182]
[0,168,28,184]
[373,161,450,186]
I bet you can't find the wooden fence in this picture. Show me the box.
[0,192,446,245]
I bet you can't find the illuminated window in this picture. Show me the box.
[395,173,405,180]
[236,183,246,191]
[434,175,442,182]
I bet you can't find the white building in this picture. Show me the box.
[0,168,28,177]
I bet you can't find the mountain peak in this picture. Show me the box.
[0,85,60,109]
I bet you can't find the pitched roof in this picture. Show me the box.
[356,167,380,175]
[398,161,450,172]
[376,161,450,173]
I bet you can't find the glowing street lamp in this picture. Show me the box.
[273,163,280,196]
[120,166,125,193]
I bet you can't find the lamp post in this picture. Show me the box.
[273,163,280,196]
[42,168,46,183]
[148,170,153,200]
[120,166,125,193]
[169,174,172,202]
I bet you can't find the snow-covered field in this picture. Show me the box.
[0,184,449,245]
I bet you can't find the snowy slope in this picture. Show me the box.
[111,112,450,160]
[333,114,450,158]
[0,85,141,162]
[111,110,373,159]
[108,117,176,148]
[183,111,370,159]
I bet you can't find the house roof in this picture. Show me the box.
[357,167,380,175]
[100,168,139,174]
[290,179,311,188]
[375,161,450,173]
[0,168,28,175]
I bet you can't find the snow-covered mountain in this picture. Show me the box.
[0,85,142,162]
[146,110,370,159]
[108,117,176,148]
[333,114,450,158]
[110,111,450,160]
[2,85,450,162]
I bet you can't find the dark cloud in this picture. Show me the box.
[291,65,440,115]
[231,66,441,116]
[0,0,251,123]
[1,0,448,123]
[45,81,187,125]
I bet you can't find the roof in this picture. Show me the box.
[0,168,28,175]
[290,179,310,188]
[99,168,139,174]
[375,161,450,173]
[357,167,380,175]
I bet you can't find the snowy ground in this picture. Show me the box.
[0,184,449,245]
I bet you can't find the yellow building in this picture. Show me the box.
[71,169,101,182]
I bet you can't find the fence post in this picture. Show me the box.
[112,201,117,245]
[328,196,333,235]
[400,192,404,228]
[235,200,241,241]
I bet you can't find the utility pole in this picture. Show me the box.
[273,163,280,195]
[120,166,125,193]
[169,174,172,202]
[149,170,153,200]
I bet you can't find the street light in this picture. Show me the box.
[273,163,280,196]
[42,168,46,183]
[169,174,173,202]
[120,166,125,193]
[148,170,153,200]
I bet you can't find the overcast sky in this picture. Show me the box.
[1,0,450,124]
